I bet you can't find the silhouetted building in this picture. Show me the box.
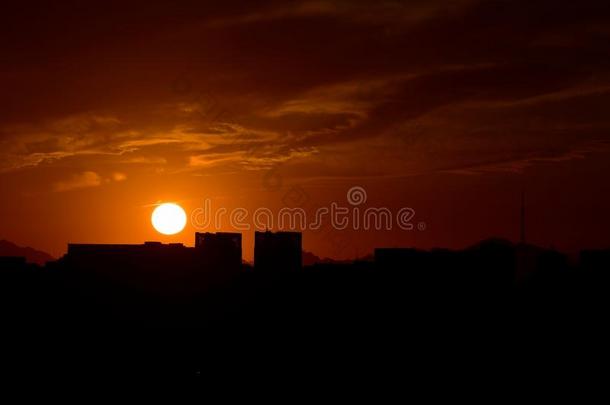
[254,231,302,272]
[195,232,242,268]
[63,234,243,295]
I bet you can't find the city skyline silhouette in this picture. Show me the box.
[3,228,610,379]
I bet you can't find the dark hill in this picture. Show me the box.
[0,240,55,265]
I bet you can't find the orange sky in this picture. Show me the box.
[1,1,610,260]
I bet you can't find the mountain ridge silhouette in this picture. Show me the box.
[0,240,55,265]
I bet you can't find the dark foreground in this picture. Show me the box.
[1,240,609,383]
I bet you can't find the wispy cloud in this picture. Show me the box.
[53,171,102,192]
[53,170,130,192]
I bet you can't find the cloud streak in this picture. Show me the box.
[53,171,102,192]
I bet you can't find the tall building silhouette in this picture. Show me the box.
[254,231,302,272]
[195,232,242,269]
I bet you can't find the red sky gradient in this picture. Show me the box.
[1,0,610,260]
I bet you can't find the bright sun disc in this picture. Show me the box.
[151,203,187,235]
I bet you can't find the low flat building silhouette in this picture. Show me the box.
[254,231,302,272]
[67,241,187,256]
[63,233,243,295]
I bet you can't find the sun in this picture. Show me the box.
[151,203,187,235]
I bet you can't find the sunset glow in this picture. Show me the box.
[1,1,610,260]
